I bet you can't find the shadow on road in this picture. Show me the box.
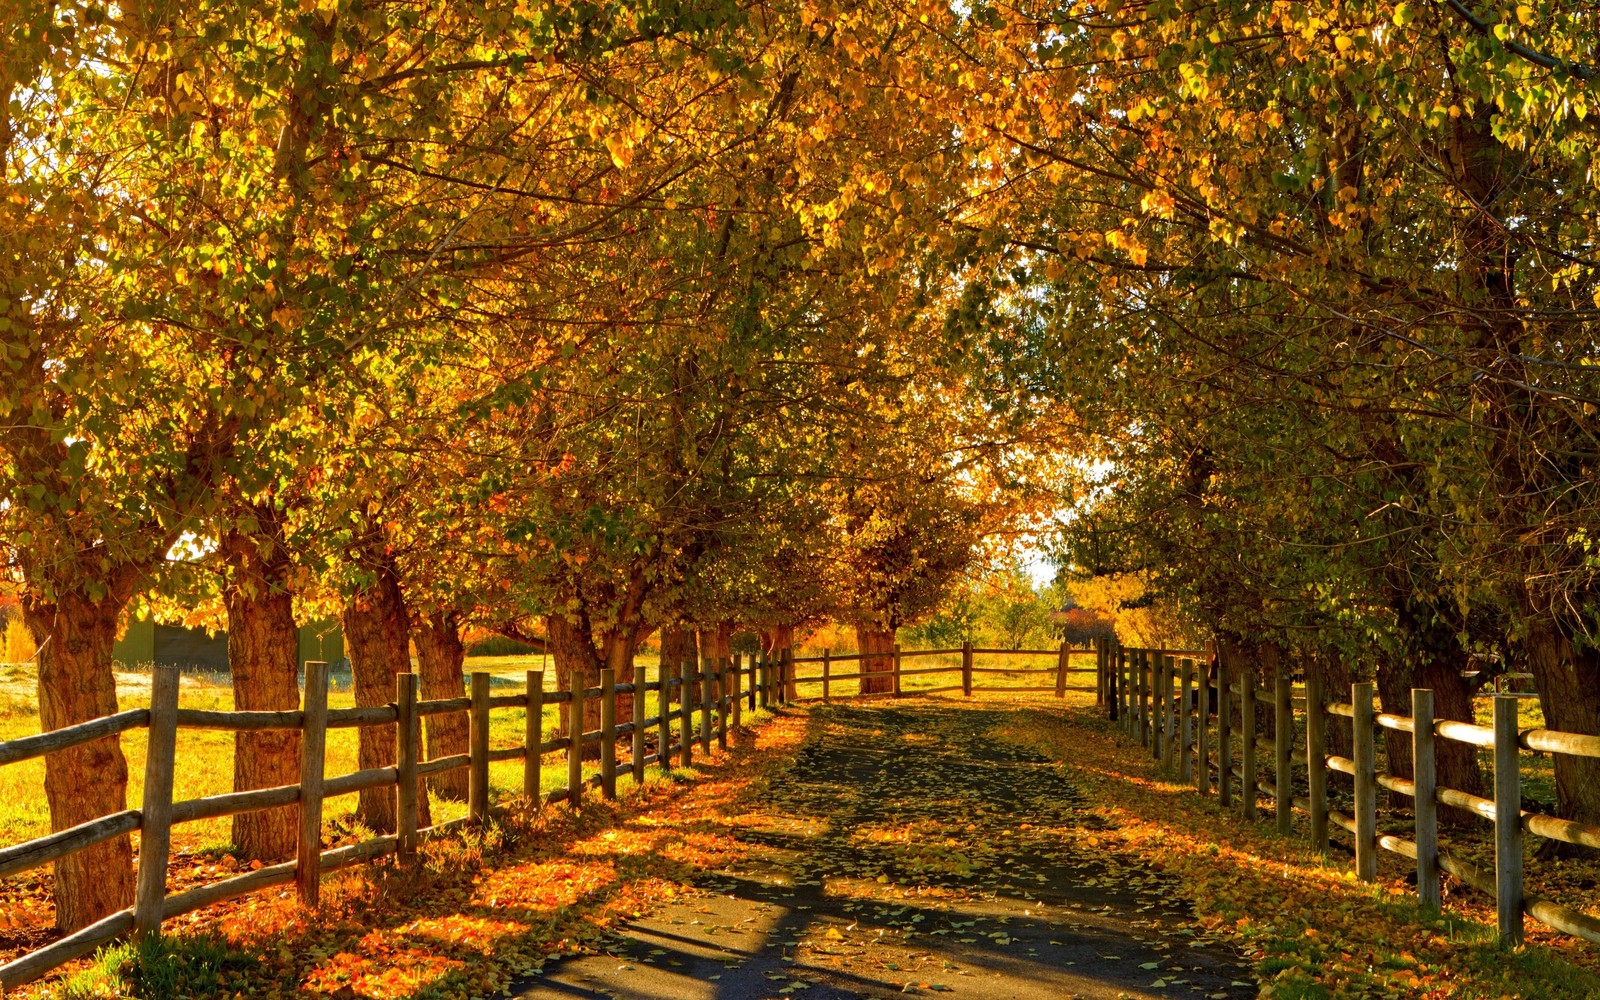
[508,700,1256,999]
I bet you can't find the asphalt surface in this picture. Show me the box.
[506,702,1256,1000]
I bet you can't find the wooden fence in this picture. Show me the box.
[785,640,1098,700]
[1106,642,1600,948]
[0,651,793,991]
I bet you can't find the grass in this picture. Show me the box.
[56,934,247,1000]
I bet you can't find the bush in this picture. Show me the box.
[3,615,34,664]
[467,634,543,657]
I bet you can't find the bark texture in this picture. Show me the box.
[659,626,698,706]
[415,610,469,801]
[856,624,895,695]
[1525,623,1600,826]
[342,560,430,833]
[1216,637,1259,734]
[1375,653,1485,824]
[1306,652,1357,763]
[1443,111,1598,824]
[222,528,301,860]
[547,614,603,757]
[22,590,135,932]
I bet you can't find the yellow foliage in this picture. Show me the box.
[1063,573,1198,649]
[2,617,34,664]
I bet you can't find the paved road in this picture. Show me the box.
[507,702,1256,1000]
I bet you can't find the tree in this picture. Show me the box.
[977,566,1053,650]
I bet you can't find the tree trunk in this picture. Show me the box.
[1258,641,1281,741]
[1525,622,1600,826]
[711,622,732,707]
[547,614,602,758]
[857,623,895,695]
[659,625,697,706]
[1442,111,1596,822]
[602,628,636,733]
[1306,651,1356,763]
[1217,636,1260,734]
[342,562,429,833]
[1375,653,1485,825]
[764,624,797,699]
[22,591,135,932]
[222,529,301,861]
[696,627,718,669]
[414,609,468,801]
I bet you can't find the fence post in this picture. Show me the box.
[657,663,672,774]
[1149,651,1160,752]
[962,640,974,697]
[1196,658,1210,795]
[1180,658,1194,782]
[731,655,742,733]
[716,657,729,750]
[134,664,180,938]
[1163,656,1178,768]
[1494,693,1524,944]
[1218,653,1233,808]
[1129,649,1137,737]
[600,668,617,800]
[1055,641,1068,698]
[699,656,713,754]
[1096,639,1106,706]
[1241,662,1258,820]
[1129,649,1139,743]
[1106,641,1118,720]
[470,672,492,824]
[1138,650,1151,748]
[1151,654,1164,761]
[786,646,798,702]
[526,670,545,804]
[757,652,769,710]
[631,665,646,785]
[680,660,694,767]
[1118,645,1128,729]
[1413,687,1439,912]
[1275,665,1292,836]
[823,649,831,703]
[568,670,585,808]
[297,661,329,909]
[893,643,902,697]
[1158,652,1171,761]
[396,672,419,860]
[1353,680,1377,882]
[1305,673,1327,854]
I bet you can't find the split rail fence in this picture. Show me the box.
[785,640,1098,700]
[0,651,799,991]
[1103,642,1600,948]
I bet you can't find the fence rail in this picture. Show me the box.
[0,650,800,991]
[783,640,1099,702]
[1103,641,1600,948]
